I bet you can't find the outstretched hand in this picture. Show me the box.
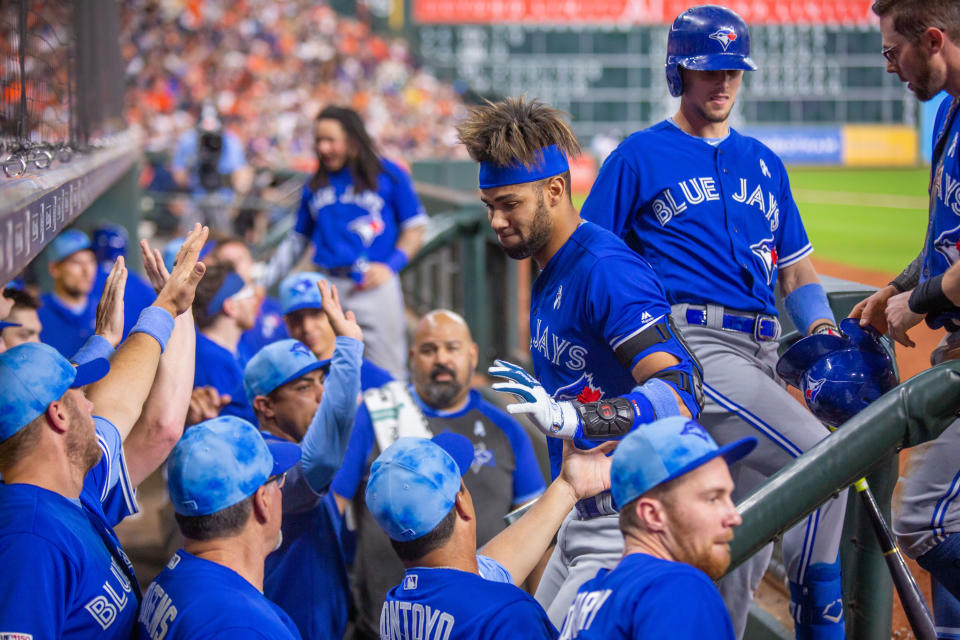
[95,257,128,347]
[154,223,208,317]
[319,279,363,341]
[488,359,581,439]
[140,238,171,294]
[559,439,617,501]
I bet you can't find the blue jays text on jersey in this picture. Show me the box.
[581,121,814,316]
[529,222,697,478]
[294,158,427,270]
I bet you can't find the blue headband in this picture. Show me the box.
[206,272,246,316]
[478,144,570,189]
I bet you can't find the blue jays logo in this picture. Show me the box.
[750,238,778,285]
[554,372,605,403]
[347,213,386,248]
[290,341,313,358]
[934,223,960,266]
[804,376,825,402]
[680,421,711,443]
[709,28,739,51]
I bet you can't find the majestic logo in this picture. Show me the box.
[934,223,960,265]
[554,285,563,310]
[347,213,386,247]
[750,238,778,285]
[403,575,419,590]
[680,421,711,443]
[709,28,739,51]
[805,376,826,402]
[554,372,605,403]
[760,159,771,179]
[640,311,653,324]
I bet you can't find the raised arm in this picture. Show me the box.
[85,224,208,441]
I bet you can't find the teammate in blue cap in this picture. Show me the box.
[579,6,848,637]
[136,416,303,639]
[278,270,392,391]
[243,279,363,639]
[38,229,100,357]
[368,432,616,640]
[0,224,208,637]
[457,96,703,625]
[558,417,756,639]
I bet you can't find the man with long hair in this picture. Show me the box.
[261,106,427,381]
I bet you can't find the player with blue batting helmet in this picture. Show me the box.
[777,318,898,428]
[666,4,757,98]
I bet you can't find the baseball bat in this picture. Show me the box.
[853,478,937,640]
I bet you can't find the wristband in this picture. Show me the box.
[784,283,834,335]
[71,334,115,366]
[909,275,954,314]
[131,306,175,352]
[385,249,409,274]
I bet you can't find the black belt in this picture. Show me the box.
[685,307,779,341]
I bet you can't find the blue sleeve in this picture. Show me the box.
[294,184,314,237]
[581,149,642,238]
[481,600,558,640]
[330,405,376,499]
[0,535,70,636]
[300,336,363,492]
[70,334,114,366]
[479,403,545,504]
[632,573,734,639]
[770,154,812,269]
[387,163,428,229]
[171,130,195,171]
[477,555,513,584]
[83,417,122,504]
[100,448,140,526]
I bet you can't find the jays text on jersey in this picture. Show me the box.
[528,221,695,478]
[582,121,813,316]
[295,158,427,270]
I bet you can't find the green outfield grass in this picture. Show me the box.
[574,166,931,274]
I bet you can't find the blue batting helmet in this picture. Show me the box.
[776,318,898,428]
[666,5,757,98]
[92,224,129,263]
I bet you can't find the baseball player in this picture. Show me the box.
[456,97,703,625]
[850,1,960,634]
[38,229,100,357]
[579,6,848,637]
[558,416,756,639]
[260,106,428,380]
[366,432,615,640]
[243,279,363,639]
[137,416,303,639]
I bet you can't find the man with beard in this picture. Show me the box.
[849,1,960,634]
[557,417,755,639]
[579,7,847,637]
[331,309,546,639]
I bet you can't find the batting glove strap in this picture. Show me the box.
[574,398,638,439]
[575,491,618,519]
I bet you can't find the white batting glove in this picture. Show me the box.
[488,359,582,439]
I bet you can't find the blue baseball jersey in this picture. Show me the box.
[582,121,813,316]
[557,553,735,640]
[238,296,289,366]
[0,417,139,638]
[137,550,302,639]
[361,357,394,390]
[39,292,98,357]
[529,222,679,479]
[262,434,351,640]
[194,332,256,424]
[922,98,960,330]
[381,557,558,639]
[294,158,427,269]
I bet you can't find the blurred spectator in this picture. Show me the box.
[1,288,42,349]
[38,230,98,357]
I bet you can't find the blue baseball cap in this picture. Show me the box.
[92,225,129,263]
[47,230,93,263]
[0,342,110,442]
[167,416,301,516]
[243,339,331,402]
[365,432,475,541]
[611,416,757,508]
[0,321,21,331]
[279,272,327,315]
